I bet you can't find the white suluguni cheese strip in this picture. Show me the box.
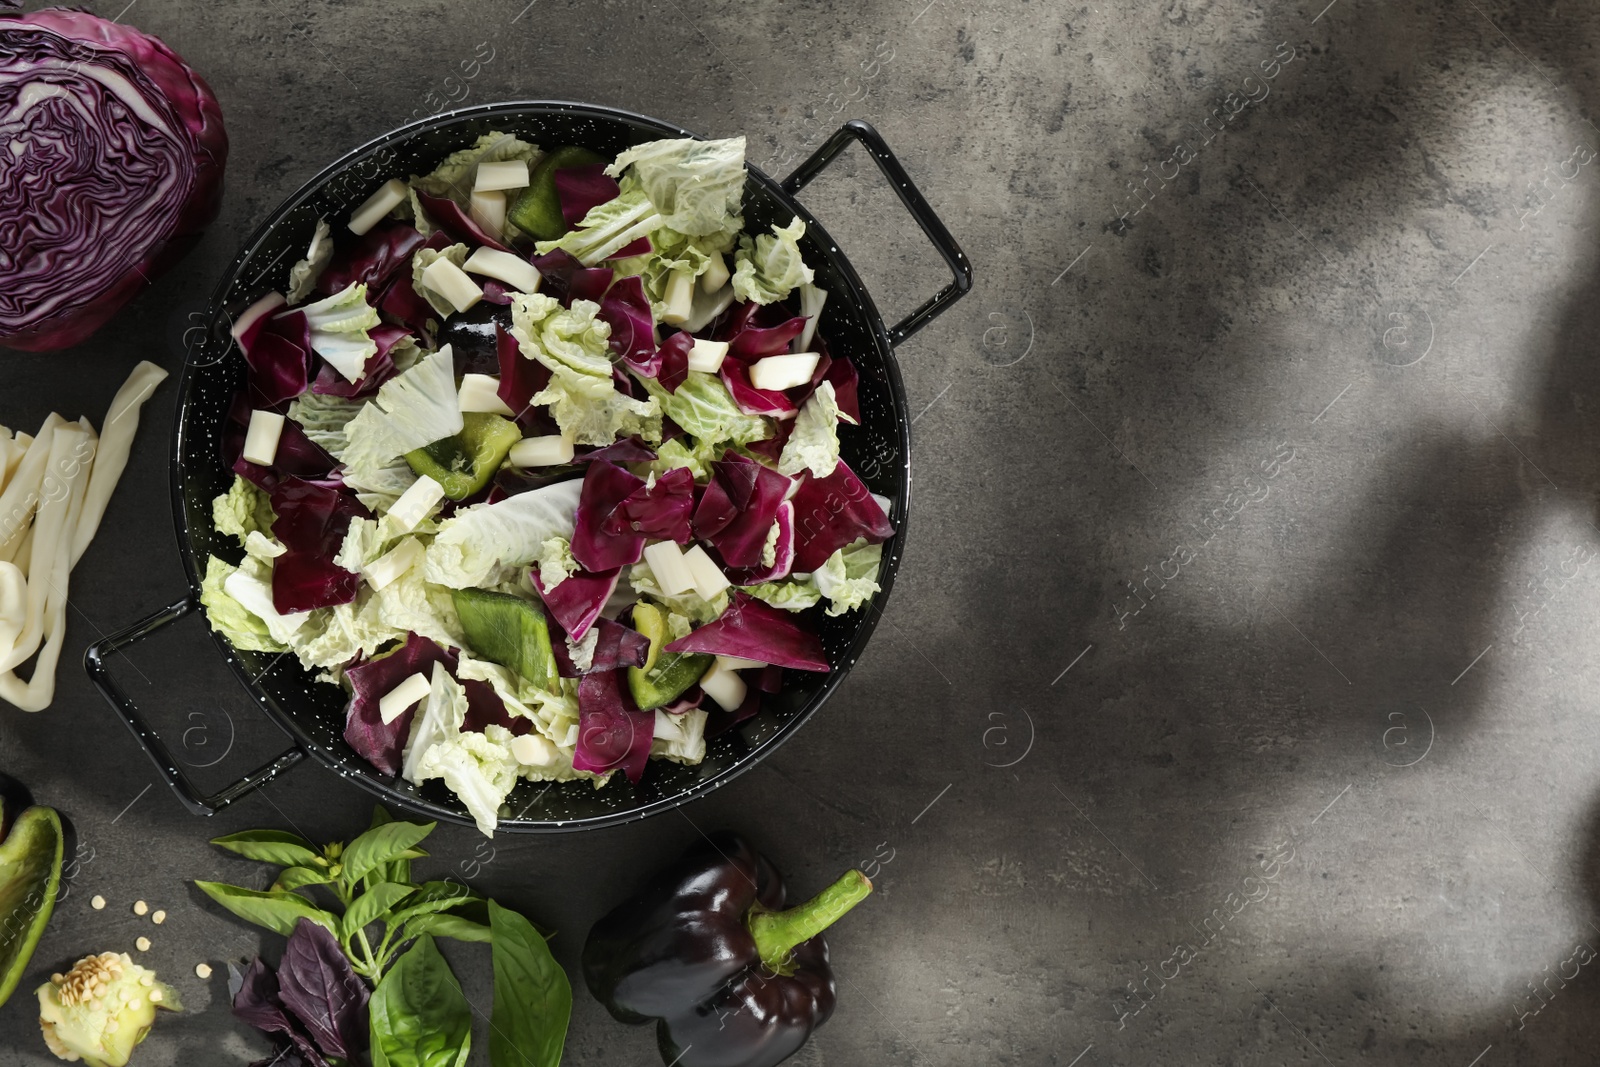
[686,339,728,374]
[241,410,285,467]
[421,256,484,313]
[643,541,695,596]
[508,435,575,468]
[510,733,562,767]
[475,160,530,191]
[470,190,506,236]
[348,178,408,236]
[458,374,515,416]
[681,545,730,600]
[388,474,446,533]
[364,538,424,592]
[700,252,730,293]
[462,247,542,294]
[698,660,747,712]
[749,353,820,392]
[379,671,432,725]
[659,270,694,325]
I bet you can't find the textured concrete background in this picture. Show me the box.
[5,0,1600,1063]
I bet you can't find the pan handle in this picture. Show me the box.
[84,595,306,817]
[781,119,972,346]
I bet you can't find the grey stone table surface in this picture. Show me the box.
[4,0,1600,1064]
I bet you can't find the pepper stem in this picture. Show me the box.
[747,869,873,975]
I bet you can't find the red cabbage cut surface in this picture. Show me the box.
[573,669,654,783]
[789,458,896,572]
[554,164,620,227]
[318,221,425,297]
[599,275,656,367]
[692,453,791,569]
[665,592,829,672]
[532,566,621,641]
[415,190,511,252]
[0,8,227,350]
[726,500,795,585]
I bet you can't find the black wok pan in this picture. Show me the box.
[85,102,969,832]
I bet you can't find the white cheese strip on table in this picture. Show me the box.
[0,561,24,651]
[0,424,95,709]
[379,672,433,725]
[0,413,65,564]
[462,247,542,294]
[348,179,409,236]
[458,374,515,416]
[69,361,167,565]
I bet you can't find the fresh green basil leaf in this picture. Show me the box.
[405,912,492,944]
[343,882,417,940]
[193,881,338,939]
[210,829,320,868]
[363,806,421,889]
[488,899,571,1067]
[369,934,472,1067]
[383,880,478,931]
[342,820,435,888]
[273,866,332,893]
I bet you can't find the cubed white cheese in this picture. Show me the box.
[508,435,575,467]
[699,660,748,712]
[462,246,543,294]
[388,474,446,533]
[241,410,285,467]
[643,540,696,596]
[700,253,730,293]
[348,178,409,236]
[458,373,515,416]
[421,256,484,313]
[686,338,729,374]
[475,160,530,191]
[659,270,695,325]
[510,733,562,768]
[469,189,507,237]
[378,672,432,725]
[748,352,821,392]
[681,544,730,600]
[363,538,423,592]
[715,654,766,671]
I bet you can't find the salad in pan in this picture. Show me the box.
[198,132,896,835]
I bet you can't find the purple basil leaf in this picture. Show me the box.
[665,591,830,672]
[789,458,896,572]
[276,919,368,1061]
[573,669,654,783]
[553,164,620,227]
[231,957,331,1067]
